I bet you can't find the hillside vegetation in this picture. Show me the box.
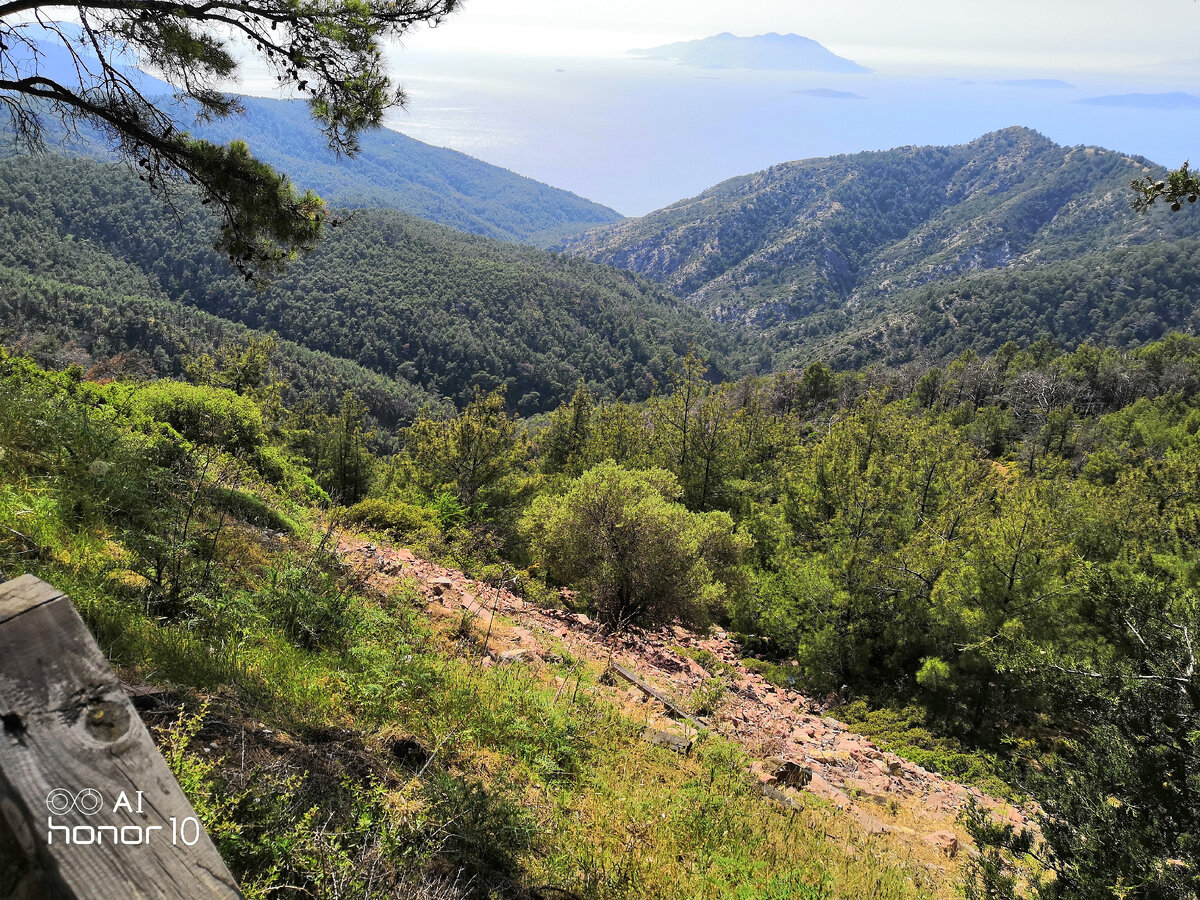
[567,127,1200,366]
[811,239,1200,369]
[0,348,954,900]
[0,154,756,421]
[348,336,1200,898]
[4,329,1199,896]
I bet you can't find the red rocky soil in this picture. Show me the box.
[338,535,1034,860]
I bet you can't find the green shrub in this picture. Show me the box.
[249,445,326,502]
[209,487,299,534]
[522,462,750,627]
[689,676,729,717]
[680,646,737,679]
[835,701,1015,798]
[513,574,562,609]
[741,657,799,688]
[0,354,179,535]
[256,558,356,651]
[341,497,439,544]
[112,380,266,455]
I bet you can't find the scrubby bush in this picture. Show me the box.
[0,350,178,534]
[522,462,749,628]
[112,380,266,455]
[210,488,299,534]
[341,497,440,545]
[730,550,850,695]
[249,445,327,502]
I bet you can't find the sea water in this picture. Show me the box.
[376,52,1200,215]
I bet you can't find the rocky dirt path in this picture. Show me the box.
[337,535,1034,860]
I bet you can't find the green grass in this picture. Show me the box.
[1,482,951,897]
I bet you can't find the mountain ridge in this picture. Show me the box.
[2,36,624,249]
[0,153,753,418]
[564,126,1199,364]
[188,96,624,246]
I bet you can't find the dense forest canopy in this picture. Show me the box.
[5,141,1200,433]
[0,154,758,421]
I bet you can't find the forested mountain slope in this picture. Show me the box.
[6,91,622,247]
[0,268,449,427]
[0,154,751,418]
[566,127,1200,363]
[797,240,1200,369]
[190,96,624,246]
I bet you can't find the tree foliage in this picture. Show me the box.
[969,572,1199,899]
[0,0,458,272]
[1133,160,1200,213]
[406,387,525,515]
[523,463,748,627]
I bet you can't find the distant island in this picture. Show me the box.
[1077,91,1200,109]
[996,78,1074,89]
[792,88,865,100]
[629,32,871,73]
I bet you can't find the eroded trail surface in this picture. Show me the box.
[338,535,1033,859]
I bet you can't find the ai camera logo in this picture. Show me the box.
[44,786,203,847]
[46,788,104,816]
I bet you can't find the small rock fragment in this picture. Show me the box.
[922,830,959,857]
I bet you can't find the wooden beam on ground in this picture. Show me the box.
[603,660,707,731]
[761,783,806,812]
[0,575,241,899]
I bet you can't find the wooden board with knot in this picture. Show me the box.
[0,575,241,899]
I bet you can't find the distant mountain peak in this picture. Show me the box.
[971,125,1053,144]
[565,128,1197,353]
[629,33,870,73]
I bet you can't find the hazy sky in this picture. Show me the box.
[398,0,1200,72]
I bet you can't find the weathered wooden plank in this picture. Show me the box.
[761,783,806,812]
[0,576,241,899]
[603,660,707,730]
[0,574,65,626]
[0,790,45,900]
